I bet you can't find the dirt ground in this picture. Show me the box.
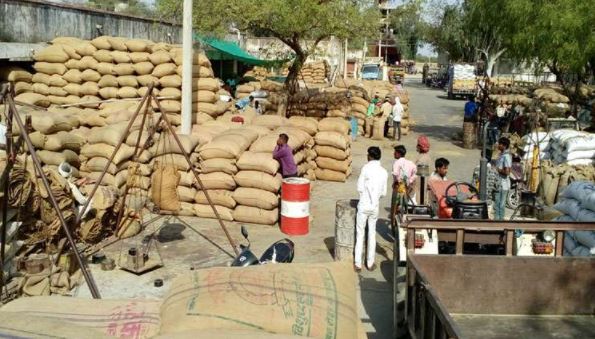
[77,76,481,338]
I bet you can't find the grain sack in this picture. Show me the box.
[81,69,101,82]
[199,158,238,175]
[99,87,118,99]
[151,163,181,211]
[80,82,99,96]
[117,87,138,99]
[160,75,182,88]
[233,187,279,210]
[92,49,113,63]
[252,115,288,130]
[88,125,125,146]
[0,297,160,338]
[90,36,111,49]
[287,116,318,135]
[34,45,70,63]
[14,82,31,95]
[159,262,359,338]
[315,131,350,150]
[234,171,282,193]
[32,83,50,95]
[192,78,219,92]
[83,157,118,175]
[44,131,85,152]
[152,133,199,156]
[198,172,236,190]
[152,154,191,171]
[232,206,278,225]
[193,204,234,221]
[237,151,279,175]
[160,87,181,99]
[74,42,97,56]
[0,67,32,82]
[150,42,171,53]
[111,50,131,63]
[14,93,50,107]
[199,136,249,160]
[372,117,386,140]
[125,39,148,52]
[117,75,139,87]
[107,37,127,51]
[315,168,349,182]
[318,117,350,135]
[78,56,99,70]
[97,74,118,88]
[114,63,135,76]
[31,72,51,85]
[314,145,350,160]
[177,186,197,203]
[33,62,67,75]
[61,69,82,83]
[153,63,177,77]
[96,62,115,75]
[194,190,237,209]
[81,143,135,165]
[36,149,79,167]
[178,202,195,216]
[138,74,160,87]
[149,50,172,65]
[192,90,217,103]
[85,171,128,187]
[130,52,150,63]
[133,61,154,75]
[316,156,351,173]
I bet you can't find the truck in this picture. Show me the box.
[394,218,595,339]
[447,64,477,99]
[361,63,383,80]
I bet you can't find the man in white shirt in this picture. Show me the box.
[392,97,404,141]
[355,146,388,272]
[429,158,449,182]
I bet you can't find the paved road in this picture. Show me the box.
[79,77,481,339]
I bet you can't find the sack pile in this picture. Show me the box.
[535,88,570,117]
[539,160,595,206]
[243,66,269,80]
[195,127,259,221]
[547,129,595,165]
[0,66,33,95]
[488,94,533,107]
[395,90,411,136]
[313,118,352,182]
[235,81,260,99]
[300,61,329,84]
[554,182,595,256]
[348,87,370,136]
[259,80,286,115]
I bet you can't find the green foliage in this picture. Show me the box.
[157,0,380,93]
[388,0,424,60]
[424,4,475,62]
[88,0,154,17]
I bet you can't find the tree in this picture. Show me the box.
[389,0,424,60]
[424,4,475,63]
[157,0,380,94]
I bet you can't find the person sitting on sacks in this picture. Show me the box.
[58,162,93,219]
[273,133,298,179]
[235,95,254,111]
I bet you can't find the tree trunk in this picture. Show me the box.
[285,52,307,95]
[484,48,506,77]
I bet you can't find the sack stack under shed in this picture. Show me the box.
[300,61,329,85]
[314,118,352,182]
[0,67,33,95]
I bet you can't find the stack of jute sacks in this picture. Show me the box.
[395,90,411,136]
[235,81,260,99]
[540,160,595,207]
[286,89,350,119]
[20,36,225,125]
[314,117,352,182]
[288,116,319,180]
[243,66,269,80]
[0,67,33,95]
[347,87,369,136]
[300,61,329,84]
[534,87,570,117]
[195,127,259,221]
[259,80,286,115]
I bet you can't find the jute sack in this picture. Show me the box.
[14,93,50,108]
[78,56,99,70]
[198,172,236,190]
[98,74,118,88]
[107,36,127,51]
[0,297,161,338]
[372,117,386,140]
[234,171,282,193]
[22,113,73,134]
[364,117,374,137]
[152,133,199,156]
[80,69,101,82]
[152,162,181,211]
[161,87,181,99]
[48,86,68,97]
[153,63,177,77]
[82,157,118,175]
[159,262,360,337]
[252,115,288,130]
[90,36,111,49]
[316,156,351,173]
[199,158,238,175]
[88,124,127,146]
[199,135,250,160]
[161,75,182,88]
[287,116,318,135]
[133,61,154,75]
[152,154,192,171]
[32,83,50,95]
[194,102,218,116]
[178,202,195,216]
[118,87,138,99]
[177,186,197,203]
[138,74,160,87]
[125,39,148,52]
[62,69,82,83]
[99,87,118,99]
[237,151,279,175]
[149,50,172,65]
[111,50,131,63]
[192,78,219,91]
[193,204,234,221]
[63,83,81,96]
[113,63,135,76]
[233,187,279,210]
[315,131,350,150]
[14,82,31,95]
[48,74,68,86]
[32,72,51,84]
[81,143,135,165]
[314,145,350,160]
[249,135,295,153]
[130,51,150,63]
[36,149,80,167]
[127,175,151,190]
[34,45,70,63]
[318,117,350,135]
[192,90,217,103]
[92,49,113,63]
[315,168,349,182]
[179,170,196,186]
[44,131,85,152]
[85,171,128,187]
[0,67,32,82]
[117,75,139,87]
[80,82,99,96]
[232,206,278,225]
[150,42,172,53]
[194,190,237,209]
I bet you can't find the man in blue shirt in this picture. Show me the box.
[494,137,512,220]
[464,96,477,122]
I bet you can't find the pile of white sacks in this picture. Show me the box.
[547,129,595,165]
[555,181,595,256]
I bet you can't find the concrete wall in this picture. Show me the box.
[0,0,181,43]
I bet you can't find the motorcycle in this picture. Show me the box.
[507,154,525,209]
[231,225,295,267]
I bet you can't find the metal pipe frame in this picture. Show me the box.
[0,88,101,298]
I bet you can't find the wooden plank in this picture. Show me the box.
[555,231,564,257]
[455,229,464,255]
[505,230,514,256]
[406,218,595,231]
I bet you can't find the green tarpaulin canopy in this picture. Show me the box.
[196,36,283,66]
